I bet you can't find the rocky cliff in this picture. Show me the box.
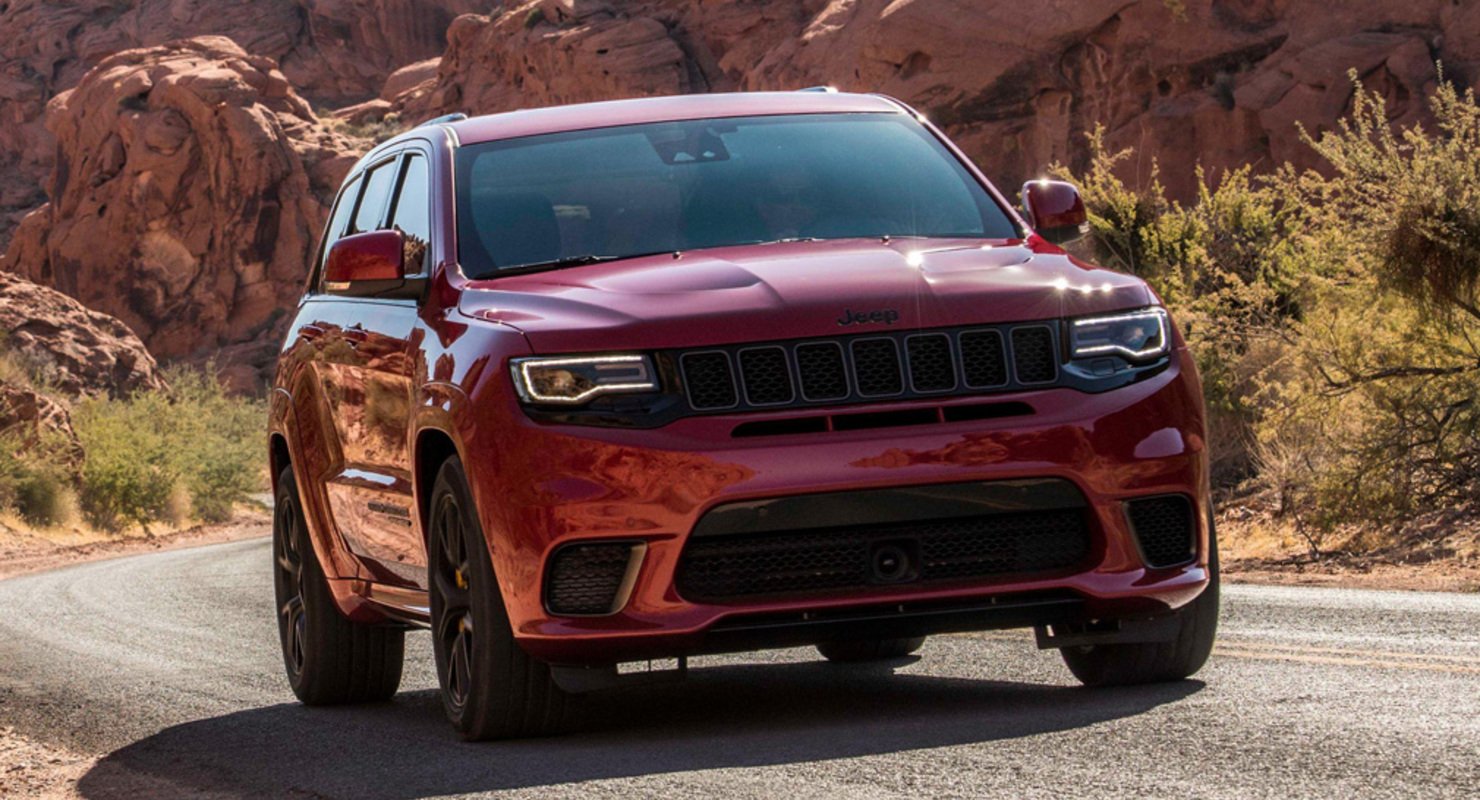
[0,0,479,244]
[0,269,162,473]
[1,37,362,386]
[391,0,1480,198]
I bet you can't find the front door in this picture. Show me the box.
[314,149,434,587]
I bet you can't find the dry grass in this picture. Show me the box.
[1219,488,1480,592]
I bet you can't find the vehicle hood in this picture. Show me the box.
[457,237,1155,353]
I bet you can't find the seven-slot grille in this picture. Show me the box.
[676,322,1062,413]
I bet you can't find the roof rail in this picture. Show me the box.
[417,112,468,128]
[797,85,838,93]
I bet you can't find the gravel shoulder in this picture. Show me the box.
[0,510,269,582]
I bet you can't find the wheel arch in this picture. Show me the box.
[414,425,462,546]
[269,432,293,490]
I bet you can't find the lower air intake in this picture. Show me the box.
[676,509,1090,602]
[544,543,637,616]
[1126,495,1196,568]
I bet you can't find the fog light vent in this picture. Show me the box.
[1125,495,1195,568]
[545,543,640,616]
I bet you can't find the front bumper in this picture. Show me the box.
[468,348,1210,665]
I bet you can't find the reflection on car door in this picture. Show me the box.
[313,150,431,588]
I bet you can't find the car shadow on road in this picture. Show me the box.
[77,659,1203,799]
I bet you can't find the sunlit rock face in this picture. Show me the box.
[1,37,361,384]
[0,0,476,246]
[391,0,1478,198]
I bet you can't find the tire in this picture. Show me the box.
[428,457,579,740]
[1060,516,1220,687]
[273,467,404,705]
[817,636,927,663]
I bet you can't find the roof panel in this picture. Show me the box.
[444,91,906,145]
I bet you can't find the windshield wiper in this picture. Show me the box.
[496,250,676,276]
[752,237,823,245]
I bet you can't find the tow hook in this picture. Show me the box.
[1034,616,1181,650]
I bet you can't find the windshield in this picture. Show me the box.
[454,112,1021,277]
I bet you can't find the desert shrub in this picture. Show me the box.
[166,366,264,523]
[0,437,74,528]
[1249,74,1480,529]
[73,365,265,532]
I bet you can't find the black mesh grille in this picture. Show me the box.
[545,543,634,615]
[795,342,848,401]
[681,351,736,409]
[738,347,794,405]
[1126,495,1196,568]
[1011,326,1057,384]
[960,330,1007,387]
[851,338,904,396]
[906,334,956,392]
[676,509,1090,601]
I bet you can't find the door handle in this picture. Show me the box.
[343,328,369,347]
[298,324,326,340]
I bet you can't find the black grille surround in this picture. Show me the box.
[1125,495,1197,568]
[676,508,1092,602]
[673,320,1077,415]
[516,317,1170,429]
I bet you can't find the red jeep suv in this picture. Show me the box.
[268,90,1217,740]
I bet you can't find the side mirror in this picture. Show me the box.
[323,230,422,299]
[1021,180,1089,246]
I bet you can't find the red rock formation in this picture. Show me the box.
[0,270,161,474]
[0,383,84,474]
[0,0,475,246]
[0,37,361,384]
[0,271,162,399]
[393,0,1480,198]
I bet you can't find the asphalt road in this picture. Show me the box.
[0,538,1476,799]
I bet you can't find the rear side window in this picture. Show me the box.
[350,159,398,234]
[388,153,430,274]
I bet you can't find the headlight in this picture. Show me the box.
[1069,307,1170,361]
[510,354,658,405]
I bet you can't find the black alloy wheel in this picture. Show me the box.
[272,466,405,704]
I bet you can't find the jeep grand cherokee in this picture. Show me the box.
[268,90,1217,740]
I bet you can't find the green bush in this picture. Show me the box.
[73,365,265,532]
[0,438,74,528]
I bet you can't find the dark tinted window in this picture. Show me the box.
[317,174,362,274]
[350,158,397,234]
[388,153,430,273]
[454,113,1020,277]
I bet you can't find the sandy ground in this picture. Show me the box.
[0,727,87,800]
